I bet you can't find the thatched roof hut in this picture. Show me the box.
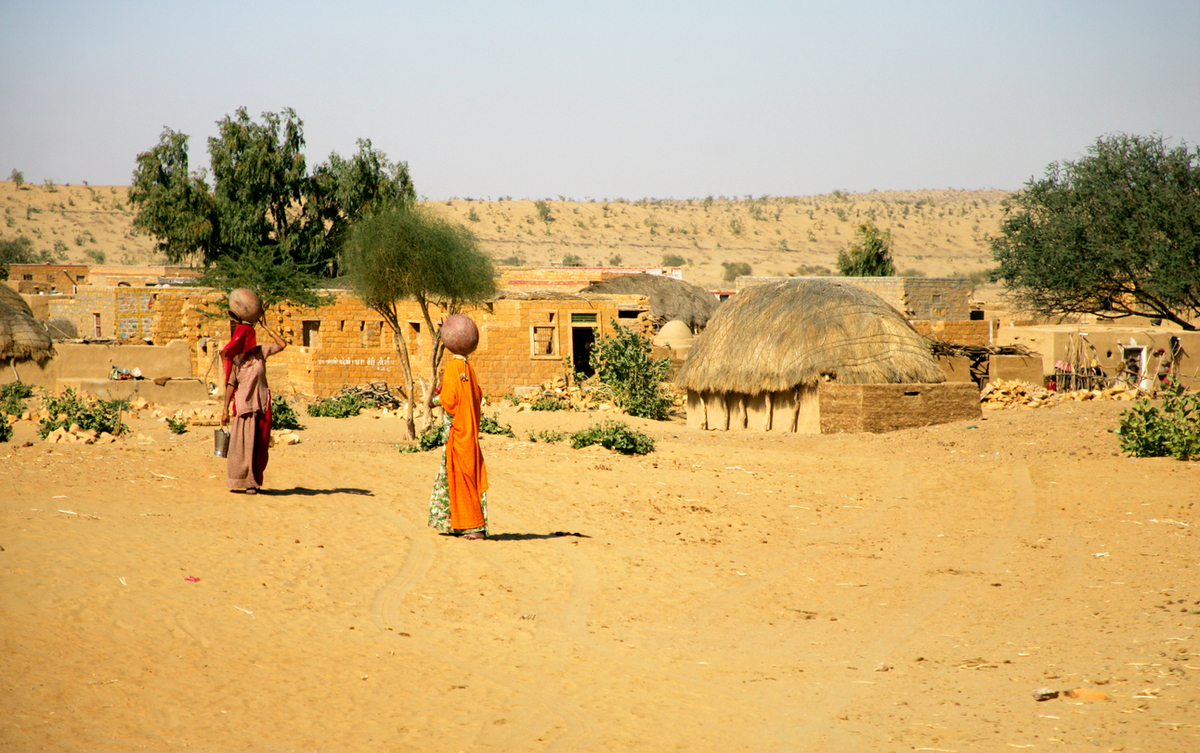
[0,284,55,365]
[580,274,719,330]
[676,277,944,394]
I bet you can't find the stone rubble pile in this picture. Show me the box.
[981,378,1144,410]
[42,425,120,444]
[513,376,620,413]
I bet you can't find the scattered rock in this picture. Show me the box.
[1031,687,1060,702]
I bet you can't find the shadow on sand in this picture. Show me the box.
[259,487,374,497]
[485,531,590,541]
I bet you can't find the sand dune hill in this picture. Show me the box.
[428,190,1010,289]
[3,182,1008,290]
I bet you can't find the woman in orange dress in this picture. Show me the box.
[427,315,488,539]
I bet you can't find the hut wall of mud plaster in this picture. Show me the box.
[686,382,982,434]
[997,325,1200,390]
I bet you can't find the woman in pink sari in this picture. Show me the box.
[220,318,286,494]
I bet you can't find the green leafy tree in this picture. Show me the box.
[992,133,1200,330]
[129,108,415,309]
[343,204,497,437]
[837,222,896,276]
[8,169,24,188]
[0,234,54,277]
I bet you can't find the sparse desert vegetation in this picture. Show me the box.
[2,180,1006,289]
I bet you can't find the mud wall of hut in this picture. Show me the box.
[687,382,981,434]
[816,382,982,433]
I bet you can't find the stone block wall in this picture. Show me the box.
[911,319,994,346]
[5,264,89,292]
[498,266,683,292]
[144,288,649,399]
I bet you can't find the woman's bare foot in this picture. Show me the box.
[462,532,484,540]
[245,488,257,495]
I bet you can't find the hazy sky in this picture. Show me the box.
[2,1,1198,200]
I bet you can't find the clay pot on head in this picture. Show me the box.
[441,314,479,356]
[229,288,263,324]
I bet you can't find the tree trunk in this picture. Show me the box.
[377,304,417,440]
[417,298,443,432]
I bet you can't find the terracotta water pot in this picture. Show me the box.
[229,288,263,324]
[441,314,479,356]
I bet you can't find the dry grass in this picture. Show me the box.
[579,273,719,329]
[675,277,945,393]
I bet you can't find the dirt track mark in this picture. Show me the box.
[804,463,1038,751]
[360,482,600,752]
[688,459,912,626]
[368,501,435,632]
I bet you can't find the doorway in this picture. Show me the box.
[572,326,597,377]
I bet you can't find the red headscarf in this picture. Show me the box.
[221,323,258,385]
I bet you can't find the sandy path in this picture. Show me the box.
[2,401,1197,751]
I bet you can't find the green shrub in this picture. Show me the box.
[166,416,188,434]
[398,422,448,453]
[479,412,515,438]
[722,261,751,282]
[306,392,371,418]
[570,420,655,455]
[271,395,304,430]
[38,389,128,437]
[1,382,34,415]
[662,253,685,267]
[531,396,571,411]
[1116,385,1200,460]
[590,321,675,420]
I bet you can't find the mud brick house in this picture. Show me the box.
[36,284,653,399]
[263,290,650,398]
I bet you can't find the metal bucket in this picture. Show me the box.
[214,429,230,457]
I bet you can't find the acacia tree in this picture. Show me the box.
[837,222,896,277]
[129,108,415,310]
[992,133,1200,330]
[342,205,497,437]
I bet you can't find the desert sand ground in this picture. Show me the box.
[2,397,1197,752]
[2,182,1007,289]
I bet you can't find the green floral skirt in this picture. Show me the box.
[427,412,488,536]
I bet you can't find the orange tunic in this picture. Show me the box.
[439,356,488,530]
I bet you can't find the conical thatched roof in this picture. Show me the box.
[580,274,719,330]
[0,284,55,363]
[675,278,944,394]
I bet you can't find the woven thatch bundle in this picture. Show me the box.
[580,274,719,330]
[675,278,944,394]
[0,284,55,363]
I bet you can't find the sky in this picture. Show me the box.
[2,1,1198,201]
